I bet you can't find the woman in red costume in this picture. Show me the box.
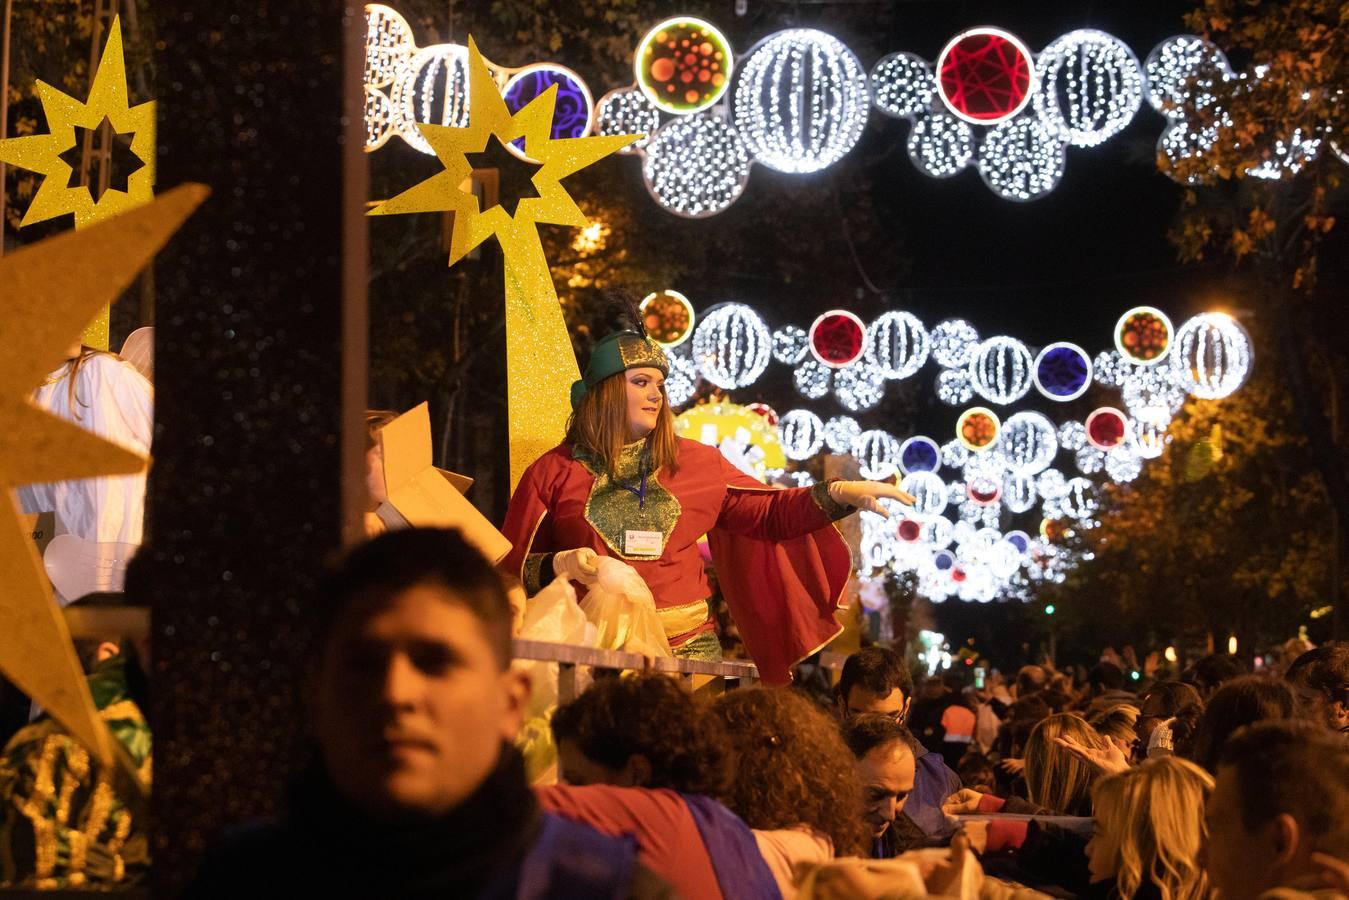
[501,313,912,685]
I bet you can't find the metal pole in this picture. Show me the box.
[0,0,14,256]
[1334,378,1342,639]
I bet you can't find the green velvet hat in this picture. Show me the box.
[570,330,670,408]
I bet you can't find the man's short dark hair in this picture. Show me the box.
[1087,661,1126,692]
[1286,642,1349,701]
[1182,653,1247,695]
[842,713,918,760]
[317,528,512,668]
[551,672,729,797]
[1016,664,1048,696]
[1218,720,1349,859]
[838,647,912,704]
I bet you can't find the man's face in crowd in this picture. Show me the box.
[839,685,910,723]
[1204,763,1296,900]
[1291,683,1349,732]
[857,742,915,839]
[311,583,529,820]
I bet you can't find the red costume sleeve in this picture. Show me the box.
[707,455,852,686]
[500,452,559,592]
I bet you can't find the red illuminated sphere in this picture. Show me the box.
[897,519,923,542]
[746,402,779,426]
[951,567,967,583]
[938,30,1033,123]
[809,311,865,367]
[1086,408,1128,449]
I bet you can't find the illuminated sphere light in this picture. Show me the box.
[691,302,771,389]
[809,310,867,367]
[941,439,970,469]
[1093,350,1125,387]
[390,43,471,155]
[931,319,980,368]
[865,311,930,379]
[900,471,948,516]
[1144,36,1231,119]
[833,362,886,412]
[1036,468,1068,499]
[640,290,696,348]
[970,336,1034,405]
[635,17,733,115]
[664,351,698,408]
[733,29,870,174]
[928,517,954,548]
[1033,342,1093,401]
[871,52,936,119]
[957,407,1001,452]
[853,430,902,480]
[907,112,976,179]
[897,518,925,543]
[1115,306,1174,366]
[365,87,397,151]
[1004,473,1038,513]
[1131,407,1172,459]
[999,412,1059,476]
[1169,312,1252,399]
[643,114,753,219]
[1105,446,1143,483]
[936,28,1036,125]
[977,115,1067,202]
[1060,477,1099,520]
[503,64,595,145]
[988,540,1021,579]
[596,88,661,154]
[1122,375,1187,417]
[772,325,809,364]
[794,359,832,399]
[900,436,942,474]
[934,550,956,571]
[1075,445,1105,474]
[1157,117,1224,186]
[967,476,1002,507]
[1033,30,1143,148]
[779,409,826,460]
[824,415,862,454]
[936,368,975,406]
[365,5,415,89]
[746,402,779,426]
[1057,420,1088,451]
[1085,407,1130,450]
[1246,128,1322,182]
[1004,530,1031,554]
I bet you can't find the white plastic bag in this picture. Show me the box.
[579,557,672,658]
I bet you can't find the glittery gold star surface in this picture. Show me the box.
[0,184,207,781]
[0,16,156,348]
[369,37,639,487]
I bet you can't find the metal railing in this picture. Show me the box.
[511,638,759,703]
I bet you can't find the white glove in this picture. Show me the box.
[553,548,600,584]
[828,480,916,517]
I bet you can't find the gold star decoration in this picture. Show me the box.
[0,16,156,349]
[0,184,208,789]
[369,37,639,487]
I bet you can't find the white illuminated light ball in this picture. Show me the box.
[793,359,833,399]
[833,363,887,412]
[937,369,975,406]
[691,303,772,389]
[900,471,949,516]
[1036,468,1068,500]
[1060,477,1099,520]
[998,412,1059,475]
[1033,30,1143,148]
[779,410,826,460]
[1105,446,1143,483]
[907,113,975,178]
[1144,35,1232,119]
[1004,474,1038,513]
[1057,420,1088,451]
[969,336,1035,405]
[941,439,970,469]
[1131,407,1172,459]
[1075,445,1105,474]
[824,416,862,454]
[773,325,810,365]
[643,114,753,219]
[390,44,471,155]
[365,88,397,151]
[870,52,936,119]
[365,5,416,89]
[664,351,698,408]
[931,319,981,368]
[865,311,931,379]
[596,87,661,154]
[977,115,1067,202]
[853,430,903,480]
[733,29,870,174]
[1169,312,1252,399]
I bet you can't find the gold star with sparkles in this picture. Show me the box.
[0,16,156,349]
[369,37,639,487]
[0,184,208,787]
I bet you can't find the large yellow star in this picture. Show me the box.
[369,37,639,487]
[0,184,208,787]
[0,16,156,349]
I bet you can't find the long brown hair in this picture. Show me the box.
[1025,713,1110,815]
[565,370,680,475]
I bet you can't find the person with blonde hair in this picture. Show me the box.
[1088,704,1141,764]
[1084,757,1213,900]
[1025,713,1114,816]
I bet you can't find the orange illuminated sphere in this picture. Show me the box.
[637,18,734,114]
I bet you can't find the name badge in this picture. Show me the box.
[623,529,664,557]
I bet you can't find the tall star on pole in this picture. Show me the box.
[0,184,208,789]
[369,37,639,487]
[0,16,155,349]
